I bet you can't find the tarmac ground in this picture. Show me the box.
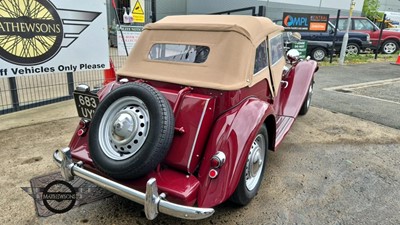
[0,62,399,224]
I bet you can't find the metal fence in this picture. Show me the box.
[0,48,128,115]
[0,0,155,115]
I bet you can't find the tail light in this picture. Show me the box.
[209,151,226,179]
[77,119,90,137]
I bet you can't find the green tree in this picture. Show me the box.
[362,0,382,20]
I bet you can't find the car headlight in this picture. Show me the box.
[367,34,370,42]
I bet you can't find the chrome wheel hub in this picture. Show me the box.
[346,45,358,55]
[111,111,138,145]
[98,96,150,160]
[314,50,325,61]
[384,43,396,54]
[245,134,266,191]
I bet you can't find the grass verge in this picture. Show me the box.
[319,53,398,66]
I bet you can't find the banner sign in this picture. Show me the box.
[117,26,143,56]
[0,0,109,77]
[282,12,329,32]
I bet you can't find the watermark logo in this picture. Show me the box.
[0,0,101,66]
[22,173,114,217]
[41,180,77,214]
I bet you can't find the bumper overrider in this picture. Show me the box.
[53,148,214,220]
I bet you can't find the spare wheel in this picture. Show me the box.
[88,83,174,180]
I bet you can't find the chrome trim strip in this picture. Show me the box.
[53,148,214,220]
[187,99,210,171]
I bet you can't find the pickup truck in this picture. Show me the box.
[275,20,372,55]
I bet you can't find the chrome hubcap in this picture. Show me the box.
[346,45,358,55]
[98,96,150,160]
[111,111,138,145]
[384,43,396,54]
[245,134,265,191]
[314,50,325,61]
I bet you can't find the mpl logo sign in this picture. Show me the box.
[282,12,329,32]
[283,15,309,28]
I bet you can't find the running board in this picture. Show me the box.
[275,116,295,148]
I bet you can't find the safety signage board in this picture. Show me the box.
[117,26,143,56]
[0,0,109,77]
[130,0,145,23]
[292,41,308,59]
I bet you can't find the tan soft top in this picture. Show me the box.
[144,15,281,45]
[117,15,284,91]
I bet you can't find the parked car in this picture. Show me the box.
[53,15,318,220]
[330,17,400,54]
[275,20,371,55]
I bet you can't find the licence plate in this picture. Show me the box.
[73,91,99,120]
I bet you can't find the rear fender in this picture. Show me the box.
[196,97,274,207]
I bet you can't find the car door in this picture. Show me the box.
[352,18,380,45]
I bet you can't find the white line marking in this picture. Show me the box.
[323,78,400,105]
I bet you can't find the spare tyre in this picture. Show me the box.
[88,83,174,180]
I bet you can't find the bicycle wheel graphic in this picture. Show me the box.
[0,0,63,65]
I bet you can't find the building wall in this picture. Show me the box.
[156,0,187,21]
[379,0,400,12]
[185,0,364,20]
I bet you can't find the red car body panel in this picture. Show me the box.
[277,60,318,117]
[68,58,316,208]
[196,98,275,207]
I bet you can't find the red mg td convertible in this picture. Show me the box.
[53,15,318,220]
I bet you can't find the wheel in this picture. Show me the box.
[299,79,314,116]
[310,47,327,61]
[230,125,268,206]
[88,83,175,180]
[381,40,399,54]
[346,43,360,55]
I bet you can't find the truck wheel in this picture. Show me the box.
[311,47,327,61]
[381,40,398,54]
[299,78,314,116]
[346,43,360,55]
[230,125,268,206]
[88,83,174,180]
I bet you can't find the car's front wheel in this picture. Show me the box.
[299,78,314,116]
[230,125,268,206]
[346,43,360,55]
[381,40,399,54]
[311,47,327,61]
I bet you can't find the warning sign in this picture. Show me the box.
[130,0,145,23]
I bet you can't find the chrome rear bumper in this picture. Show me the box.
[53,148,214,220]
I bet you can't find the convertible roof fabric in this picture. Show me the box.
[117,15,284,91]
